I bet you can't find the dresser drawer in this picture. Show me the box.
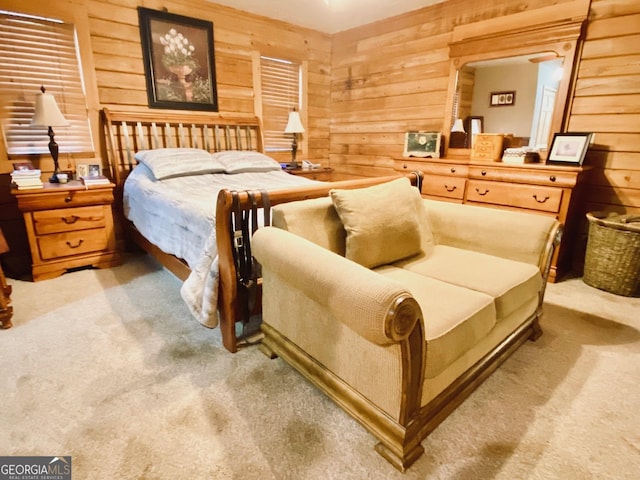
[395,160,468,177]
[37,228,110,260]
[33,206,106,235]
[422,175,466,200]
[16,187,114,211]
[466,180,563,213]
[468,165,580,187]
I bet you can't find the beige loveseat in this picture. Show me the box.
[252,178,562,471]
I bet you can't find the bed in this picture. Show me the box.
[101,108,421,352]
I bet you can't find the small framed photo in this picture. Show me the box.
[76,163,101,178]
[12,161,36,171]
[490,91,516,107]
[546,132,593,166]
[88,164,101,177]
[403,131,441,158]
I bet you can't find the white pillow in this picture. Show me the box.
[211,151,282,173]
[134,148,225,180]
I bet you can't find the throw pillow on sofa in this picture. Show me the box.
[330,177,422,268]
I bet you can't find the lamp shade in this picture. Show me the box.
[284,111,305,134]
[31,88,69,128]
[451,118,465,133]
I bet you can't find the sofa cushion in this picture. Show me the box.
[330,178,424,268]
[272,196,346,255]
[374,265,496,379]
[396,245,542,320]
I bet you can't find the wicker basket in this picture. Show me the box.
[583,212,640,297]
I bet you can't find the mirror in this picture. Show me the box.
[442,3,590,159]
[457,53,564,150]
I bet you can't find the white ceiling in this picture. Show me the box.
[208,0,447,34]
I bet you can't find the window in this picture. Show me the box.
[0,10,93,156]
[260,55,301,152]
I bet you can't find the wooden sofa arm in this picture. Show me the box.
[252,227,422,345]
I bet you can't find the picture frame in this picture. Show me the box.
[88,164,101,177]
[12,161,35,171]
[546,132,593,165]
[138,7,218,111]
[403,132,441,158]
[490,91,516,107]
[76,163,101,178]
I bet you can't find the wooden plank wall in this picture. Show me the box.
[86,0,332,164]
[330,0,640,220]
[329,0,571,178]
[572,0,640,216]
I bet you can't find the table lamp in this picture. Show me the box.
[449,118,467,148]
[31,86,70,183]
[284,109,305,168]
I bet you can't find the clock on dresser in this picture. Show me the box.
[12,181,121,281]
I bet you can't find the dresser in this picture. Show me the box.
[13,181,121,281]
[396,157,591,282]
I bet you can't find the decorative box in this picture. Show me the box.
[471,133,504,162]
[502,148,540,164]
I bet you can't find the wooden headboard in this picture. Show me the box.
[101,108,265,187]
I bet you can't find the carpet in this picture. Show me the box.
[1,253,639,479]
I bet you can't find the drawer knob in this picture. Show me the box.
[445,185,457,192]
[533,194,550,204]
[62,215,79,224]
[481,170,487,176]
[450,167,456,173]
[64,195,72,203]
[403,163,408,169]
[476,187,489,196]
[549,175,556,182]
[66,239,84,249]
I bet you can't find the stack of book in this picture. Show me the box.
[79,174,110,186]
[11,169,43,190]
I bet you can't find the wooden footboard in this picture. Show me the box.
[215,173,422,352]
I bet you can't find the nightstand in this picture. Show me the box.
[13,181,121,281]
[285,167,333,181]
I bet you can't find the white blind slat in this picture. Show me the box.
[260,56,301,151]
[0,12,94,156]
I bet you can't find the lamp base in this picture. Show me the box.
[49,173,59,183]
[449,131,468,149]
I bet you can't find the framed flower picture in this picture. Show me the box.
[138,7,218,111]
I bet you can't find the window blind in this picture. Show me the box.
[0,11,93,155]
[260,56,300,152]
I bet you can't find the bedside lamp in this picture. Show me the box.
[284,109,305,169]
[31,86,70,183]
[449,118,467,149]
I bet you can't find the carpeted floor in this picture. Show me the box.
[1,253,639,479]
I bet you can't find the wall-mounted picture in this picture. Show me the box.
[138,7,218,111]
[546,132,593,165]
[403,132,441,158]
[490,91,516,107]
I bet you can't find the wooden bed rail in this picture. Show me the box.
[215,172,423,353]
